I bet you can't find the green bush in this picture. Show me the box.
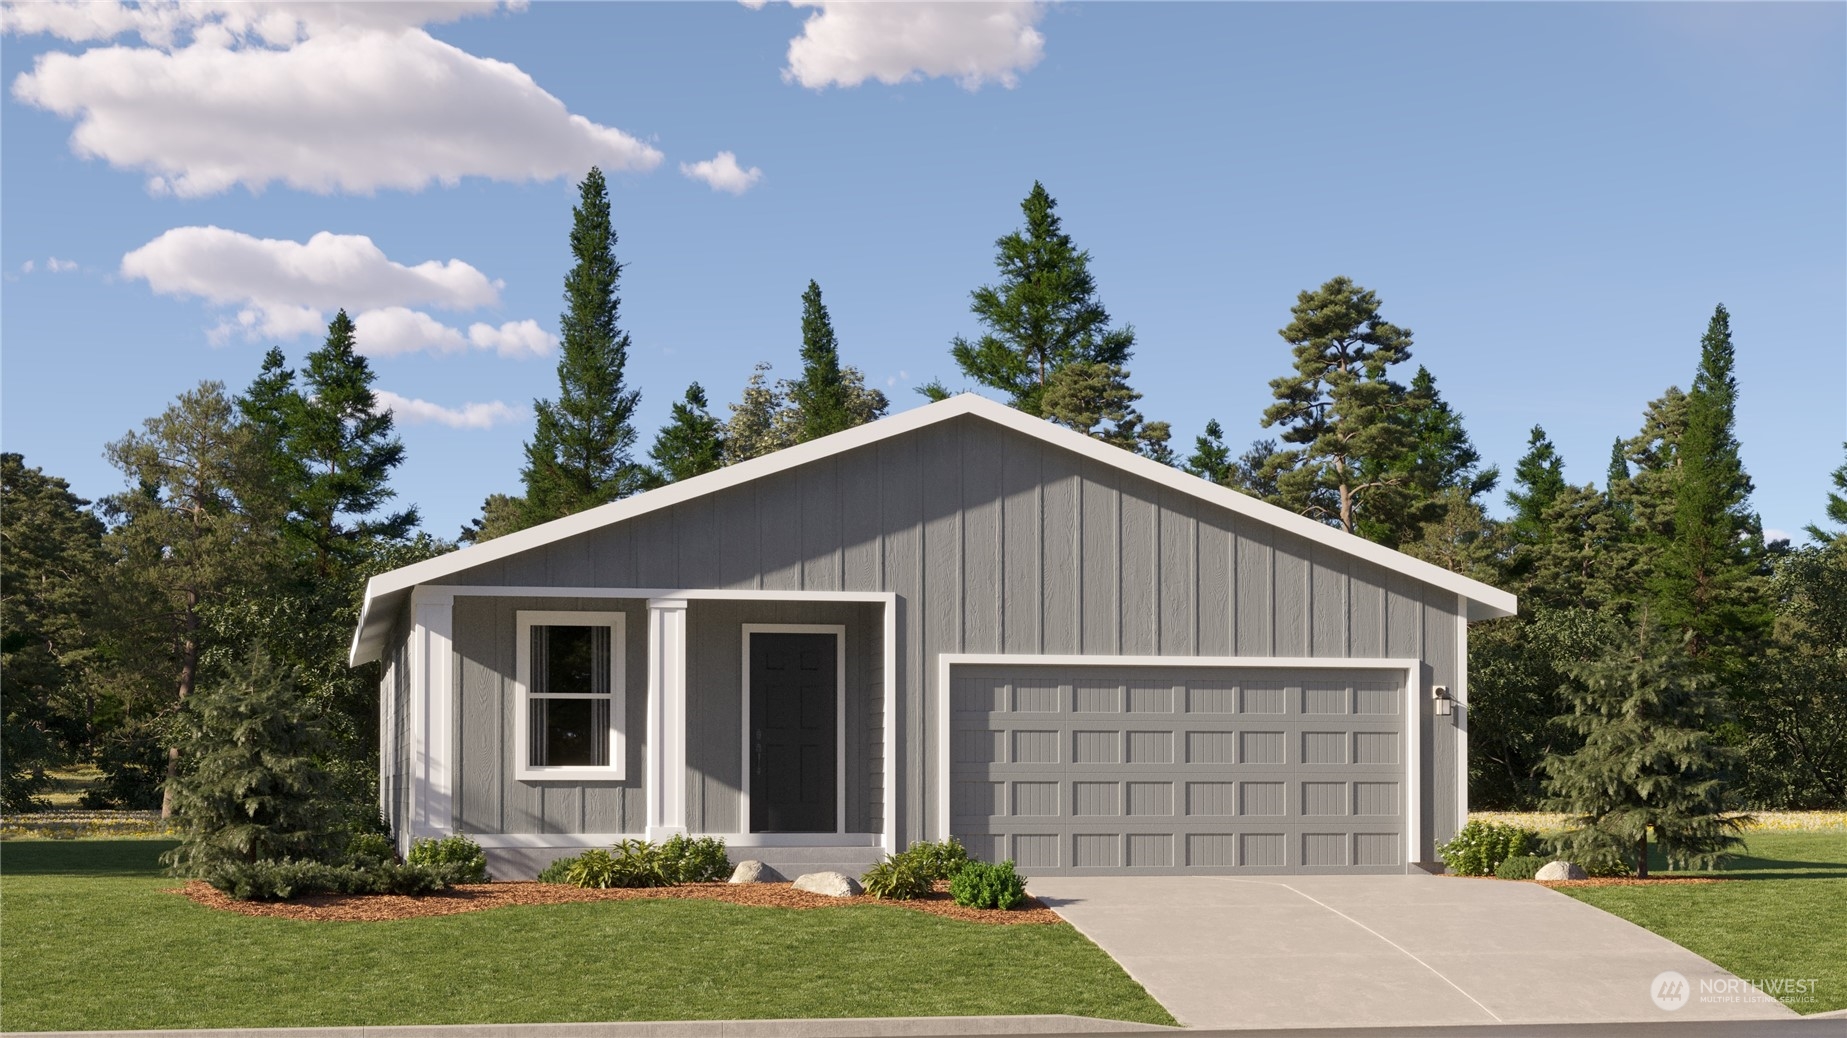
[1438,820,1541,877]
[562,848,628,888]
[406,834,488,883]
[901,838,971,881]
[1494,854,1547,880]
[659,834,731,882]
[537,853,581,884]
[202,858,453,901]
[345,832,396,867]
[949,859,1027,910]
[862,854,933,900]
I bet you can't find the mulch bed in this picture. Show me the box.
[175,879,1065,925]
[1537,876,1725,887]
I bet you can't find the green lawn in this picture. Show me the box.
[1555,830,1847,1015]
[0,840,1175,1032]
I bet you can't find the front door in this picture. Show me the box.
[748,631,838,832]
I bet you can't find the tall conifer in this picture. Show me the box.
[788,281,854,442]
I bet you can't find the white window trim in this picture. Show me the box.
[515,610,628,782]
[740,624,848,836]
[935,653,1424,867]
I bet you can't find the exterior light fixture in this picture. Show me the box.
[1432,684,1453,716]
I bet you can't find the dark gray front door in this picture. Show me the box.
[749,632,837,832]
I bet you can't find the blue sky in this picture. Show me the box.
[4,1,1842,544]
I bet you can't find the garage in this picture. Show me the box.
[946,659,1418,875]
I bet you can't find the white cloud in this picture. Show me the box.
[19,259,34,274]
[772,1,1047,91]
[1764,527,1792,544]
[468,319,555,358]
[373,389,523,430]
[8,2,662,196]
[680,151,763,195]
[122,226,506,341]
[46,256,78,272]
[353,308,556,359]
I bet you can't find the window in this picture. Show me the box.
[515,611,625,780]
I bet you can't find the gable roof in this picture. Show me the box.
[351,394,1515,664]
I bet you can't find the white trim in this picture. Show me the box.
[513,610,628,782]
[1455,592,1471,837]
[934,653,1424,866]
[351,395,1514,664]
[741,624,848,836]
[468,831,883,850]
[409,588,455,842]
[882,599,898,856]
[646,598,690,839]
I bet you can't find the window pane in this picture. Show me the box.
[532,625,608,694]
[530,698,610,767]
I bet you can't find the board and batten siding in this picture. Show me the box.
[430,414,1467,858]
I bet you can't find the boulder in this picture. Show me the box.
[1535,860,1589,881]
[728,860,784,884]
[792,870,863,897]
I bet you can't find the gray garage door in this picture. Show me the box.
[949,664,1410,875]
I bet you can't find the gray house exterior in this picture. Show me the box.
[351,395,1515,879]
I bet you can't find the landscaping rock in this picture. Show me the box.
[728,860,784,884]
[1536,860,1589,881]
[792,870,862,897]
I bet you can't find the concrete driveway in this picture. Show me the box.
[1026,874,1801,1030]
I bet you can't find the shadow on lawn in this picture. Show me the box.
[1,839,176,877]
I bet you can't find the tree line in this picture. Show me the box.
[4,171,1842,866]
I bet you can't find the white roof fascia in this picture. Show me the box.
[350,394,1515,664]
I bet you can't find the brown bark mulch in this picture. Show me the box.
[174,879,1065,925]
[1537,876,1725,887]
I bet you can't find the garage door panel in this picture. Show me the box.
[951,663,1410,875]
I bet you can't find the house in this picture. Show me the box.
[349,394,1516,879]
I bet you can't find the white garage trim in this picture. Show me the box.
[936,653,1424,867]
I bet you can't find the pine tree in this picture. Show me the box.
[458,494,526,544]
[787,281,854,442]
[1358,365,1497,547]
[1507,425,1567,543]
[1653,305,1769,663]
[1257,276,1416,536]
[723,362,887,465]
[523,166,644,523]
[103,382,272,816]
[1605,437,1634,533]
[162,645,342,874]
[1804,444,1847,545]
[293,310,418,578]
[1,454,105,810]
[649,383,727,482]
[950,182,1134,415]
[1041,360,1171,460]
[1185,420,1234,485]
[1542,625,1746,876]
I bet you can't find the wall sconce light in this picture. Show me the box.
[1432,684,1453,716]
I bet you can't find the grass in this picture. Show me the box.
[0,840,1176,1032]
[1550,830,1847,1015]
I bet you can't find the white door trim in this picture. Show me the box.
[742,624,848,836]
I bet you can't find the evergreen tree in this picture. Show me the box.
[649,383,727,483]
[1358,365,1496,547]
[787,281,854,442]
[1257,276,1416,536]
[1605,437,1634,533]
[1804,443,1847,545]
[1,454,105,810]
[1734,542,1847,806]
[950,182,1134,415]
[292,311,418,578]
[1467,608,1621,809]
[723,362,887,465]
[1652,305,1769,663]
[523,166,644,523]
[162,645,342,874]
[1542,625,1746,876]
[1507,425,1567,543]
[1041,360,1172,460]
[102,382,272,816]
[1185,420,1233,484]
[458,494,526,545]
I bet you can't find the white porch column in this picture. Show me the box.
[646,597,690,839]
[409,587,455,846]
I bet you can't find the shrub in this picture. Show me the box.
[1439,820,1541,877]
[1494,854,1547,880]
[861,854,932,900]
[407,834,488,883]
[346,832,396,867]
[563,848,626,888]
[201,858,452,901]
[901,838,970,881]
[659,834,731,882]
[537,853,581,884]
[949,859,1027,910]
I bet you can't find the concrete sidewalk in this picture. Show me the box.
[1025,874,1802,1030]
